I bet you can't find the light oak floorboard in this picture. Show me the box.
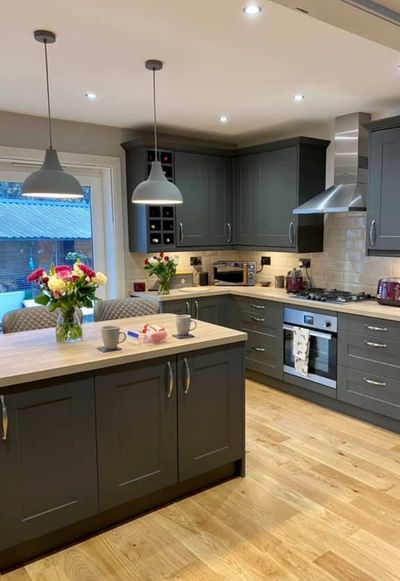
[3,379,400,581]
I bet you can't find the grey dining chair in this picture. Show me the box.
[2,306,59,334]
[93,297,159,322]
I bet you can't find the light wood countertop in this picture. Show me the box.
[136,286,400,322]
[0,314,247,390]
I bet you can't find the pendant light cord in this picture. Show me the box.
[152,68,158,161]
[43,40,53,149]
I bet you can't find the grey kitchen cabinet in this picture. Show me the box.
[175,151,210,247]
[177,345,245,481]
[233,138,328,252]
[209,155,233,246]
[95,358,178,511]
[366,119,400,255]
[161,296,229,326]
[0,376,98,551]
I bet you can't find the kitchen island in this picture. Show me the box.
[0,314,246,571]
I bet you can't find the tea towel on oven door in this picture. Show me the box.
[293,326,310,375]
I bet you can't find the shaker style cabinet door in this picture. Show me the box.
[175,151,209,247]
[367,127,400,253]
[0,376,98,551]
[255,147,298,248]
[233,154,259,245]
[177,345,245,481]
[95,358,178,511]
[208,155,233,246]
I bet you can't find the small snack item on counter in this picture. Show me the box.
[127,323,168,344]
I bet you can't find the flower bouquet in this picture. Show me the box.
[28,261,107,342]
[144,252,177,295]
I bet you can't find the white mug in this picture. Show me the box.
[176,315,197,336]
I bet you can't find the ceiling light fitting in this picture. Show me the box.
[243,5,262,15]
[131,60,183,205]
[293,94,305,101]
[22,30,83,200]
[218,115,229,123]
[85,92,97,100]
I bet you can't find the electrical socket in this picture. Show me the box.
[299,258,311,268]
[190,257,202,266]
[261,256,271,266]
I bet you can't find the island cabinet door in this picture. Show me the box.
[177,345,245,481]
[95,358,178,511]
[0,376,98,552]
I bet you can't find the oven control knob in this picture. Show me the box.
[324,321,332,328]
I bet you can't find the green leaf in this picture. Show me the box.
[34,294,50,306]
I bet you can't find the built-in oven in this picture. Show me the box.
[283,307,337,389]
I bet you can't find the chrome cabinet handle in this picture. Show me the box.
[184,358,191,395]
[251,345,265,352]
[227,222,232,243]
[288,222,295,245]
[194,300,199,320]
[251,316,265,322]
[363,377,387,387]
[369,219,376,247]
[166,361,174,399]
[185,301,190,315]
[1,395,8,441]
[179,222,184,244]
[364,340,387,348]
[365,325,388,332]
[250,304,265,310]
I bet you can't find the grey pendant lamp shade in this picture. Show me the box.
[131,60,183,205]
[22,31,83,200]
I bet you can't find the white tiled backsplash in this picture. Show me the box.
[126,213,400,296]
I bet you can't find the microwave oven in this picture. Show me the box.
[213,261,257,286]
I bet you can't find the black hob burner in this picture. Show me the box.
[295,288,372,304]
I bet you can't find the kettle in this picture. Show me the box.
[286,267,304,293]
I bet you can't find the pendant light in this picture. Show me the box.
[131,60,183,205]
[22,30,83,200]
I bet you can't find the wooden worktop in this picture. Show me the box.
[0,314,247,389]
[136,286,400,322]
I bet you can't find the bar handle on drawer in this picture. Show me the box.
[364,340,387,348]
[166,361,174,399]
[227,222,232,243]
[250,304,265,310]
[363,377,387,387]
[1,395,8,441]
[184,357,191,395]
[369,219,376,247]
[185,301,190,315]
[365,325,388,332]
[251,316,265,322]
[251,345,265,352]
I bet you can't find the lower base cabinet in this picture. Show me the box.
[161,296,229,326]
[0,344,245,562]
[0,376,98,552]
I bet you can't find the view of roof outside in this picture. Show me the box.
[0,181,94,321]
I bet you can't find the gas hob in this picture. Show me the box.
[294,288,372,304]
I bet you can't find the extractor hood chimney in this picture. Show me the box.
[293,112,371,214]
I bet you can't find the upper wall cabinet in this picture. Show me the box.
[366,117,400,256]
[233,138,329,252]
[122,135,328,253]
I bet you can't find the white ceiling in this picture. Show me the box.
[1,0,400,142]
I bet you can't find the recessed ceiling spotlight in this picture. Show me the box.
[85,92,97,100]
[218,115,229,123]
[293,94,305,102]
[243,5,262,16]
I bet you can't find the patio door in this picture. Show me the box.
[0,162,109,321]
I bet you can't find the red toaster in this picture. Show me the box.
[377,278,400,306]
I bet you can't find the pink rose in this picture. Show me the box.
[55,265,73,280]
[79,264,96,278]
[27,268,46,283]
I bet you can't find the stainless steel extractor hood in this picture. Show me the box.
[293,112,371,214]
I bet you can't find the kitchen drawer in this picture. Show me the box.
[240,309,282,338]
[339,313,400,343]
[245,330,283,379]
[338,365,400,420]
[235,297,283,319]
[339,331,400,379]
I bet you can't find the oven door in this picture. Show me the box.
[283,324,337,389]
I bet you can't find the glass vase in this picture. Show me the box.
[157,276,171,295]
[56,307,83,343]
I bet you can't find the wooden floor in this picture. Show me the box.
[4,380,400,581]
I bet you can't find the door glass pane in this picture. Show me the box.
[0,181,94,322]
